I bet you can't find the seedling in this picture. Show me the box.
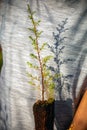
[27,4,54,101]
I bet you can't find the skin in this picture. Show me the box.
[69,90,87,130]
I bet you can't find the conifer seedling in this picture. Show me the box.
[27,4,54,101]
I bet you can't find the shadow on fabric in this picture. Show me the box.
[54,99,73,130]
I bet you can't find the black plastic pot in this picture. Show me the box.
[33,99,54,130]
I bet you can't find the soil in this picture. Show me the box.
[33,99,54,130]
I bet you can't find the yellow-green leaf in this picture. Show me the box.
[30,53,38,59]
[42,55,52,63]
[40,43,47,51]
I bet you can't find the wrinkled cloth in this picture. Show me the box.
[0,0,87,130]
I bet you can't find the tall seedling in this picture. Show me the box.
[27,5,54,101]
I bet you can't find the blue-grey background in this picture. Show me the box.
[0,0,87,130]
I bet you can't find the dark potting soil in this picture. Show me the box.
[33,99,54,130]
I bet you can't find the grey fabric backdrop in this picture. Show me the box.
[0,0,87,130]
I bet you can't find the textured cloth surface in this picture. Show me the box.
[0,0,87,130]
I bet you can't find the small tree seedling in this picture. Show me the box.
[27,4,55,101]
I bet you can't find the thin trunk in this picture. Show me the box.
[31,12,44,101]
[36,38,44,101]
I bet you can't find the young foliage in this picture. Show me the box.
[27,4,54,101]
